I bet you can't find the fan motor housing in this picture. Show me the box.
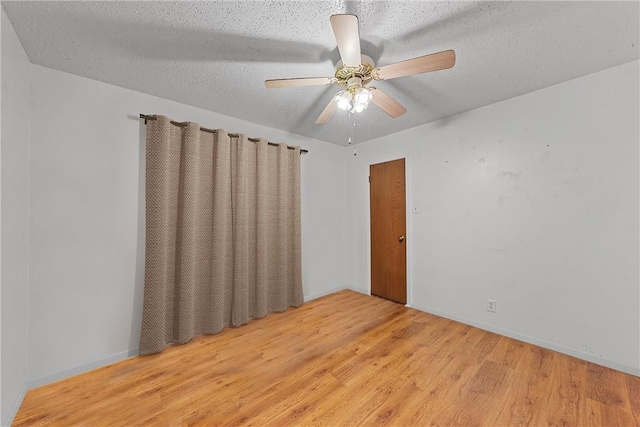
[334,54,375,87]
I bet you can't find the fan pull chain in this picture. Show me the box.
[347,111,353,145]
[351,111,358,156]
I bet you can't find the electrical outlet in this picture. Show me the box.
[487,299,496,313]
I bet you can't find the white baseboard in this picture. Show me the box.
[345,286,370,296]
[303,286,349,302]
[2,381,28,427]
[27,348,139,390]
[406,302,640,377]
[303,286,370,302]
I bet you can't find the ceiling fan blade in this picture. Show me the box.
[265,77,333,89]
[315,98,337,124]
[330,14,362,67]
[370,88,407,118]
[375,50,456,80]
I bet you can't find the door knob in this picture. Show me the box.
[398,235,405,242]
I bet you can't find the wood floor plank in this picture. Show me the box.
[487,335,527,369]
[627,374,640,426]
[514,345,558,426]
[13,290,639,426]
[533,352,587,427]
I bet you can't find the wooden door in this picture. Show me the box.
[370,158,407,304]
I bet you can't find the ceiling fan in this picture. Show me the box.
[265,14,456,124]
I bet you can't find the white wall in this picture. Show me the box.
[28,64,349,385]
[347,60,640,375]
[1,9,31,425]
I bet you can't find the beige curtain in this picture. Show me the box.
[139,115,303,355]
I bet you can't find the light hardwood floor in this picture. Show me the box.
[14,290,640,426]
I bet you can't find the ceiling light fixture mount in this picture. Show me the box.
[333,54,375,87]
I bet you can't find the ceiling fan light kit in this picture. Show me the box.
[334,76,374,113]
[265,14,456,124]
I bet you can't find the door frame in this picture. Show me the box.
[367,155,413,306]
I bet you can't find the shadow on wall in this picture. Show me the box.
[128,119,146,353]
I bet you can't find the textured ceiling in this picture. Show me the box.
[3,1,639,145]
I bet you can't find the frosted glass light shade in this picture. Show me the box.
[354,88,372,105]
[334,90,353,110]
[334,87,372,113]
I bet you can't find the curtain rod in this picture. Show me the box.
[140,114,308,154]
